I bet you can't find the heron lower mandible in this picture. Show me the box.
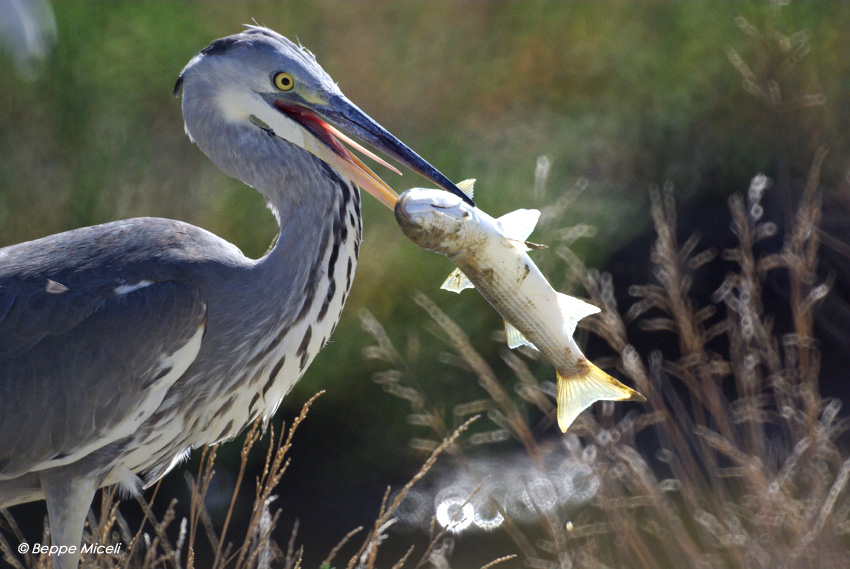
[0,26,472,569]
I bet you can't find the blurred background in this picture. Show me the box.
[2,1,850,567]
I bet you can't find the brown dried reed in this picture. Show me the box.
[361,155,849,568]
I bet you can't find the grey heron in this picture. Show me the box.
[0,26,471,568]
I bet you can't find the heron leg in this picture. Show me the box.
[40,471,98,569]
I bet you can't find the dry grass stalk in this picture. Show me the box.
[1,392,329,569]
[360,154,849,567]
[346,415,479,569]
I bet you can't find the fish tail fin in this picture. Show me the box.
[556,362,646,433]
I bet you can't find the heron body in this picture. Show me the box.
[0,27,467,568]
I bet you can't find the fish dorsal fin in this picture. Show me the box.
[557,293,601,337]
[441,268,475,293]
[497,209,540,241]
[457,179,475,200]
[505,320,537,351]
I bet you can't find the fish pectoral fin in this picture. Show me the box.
[497,209,541,241]
[457,179,475,199]
[556,362,646,433]
[441,268,475,293]
[557,292,601,337]
[504,320,538,350]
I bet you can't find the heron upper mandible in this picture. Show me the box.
[0,26,472,568]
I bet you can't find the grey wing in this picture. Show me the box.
[0,281,207,479]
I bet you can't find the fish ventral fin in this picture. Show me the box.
[505,320,537,350]
[556,362,646,433]
[438,178,475,294]
[441,268,475,293]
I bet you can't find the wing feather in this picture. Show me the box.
[0,281,207,479]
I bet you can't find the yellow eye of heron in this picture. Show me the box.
[273,72,295,91]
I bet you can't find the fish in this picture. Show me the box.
[394,181,645,432]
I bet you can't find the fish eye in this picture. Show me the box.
[273,71,295,91]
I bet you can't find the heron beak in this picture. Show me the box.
[273,100,400,209]
[321,96,474,208]
[275,95,474,210]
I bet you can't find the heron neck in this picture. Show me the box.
[183,103,358,302]
[256,154,361,331]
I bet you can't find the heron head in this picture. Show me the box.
[176,26,473,210]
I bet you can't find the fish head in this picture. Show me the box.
[394,188,475,254]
